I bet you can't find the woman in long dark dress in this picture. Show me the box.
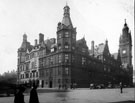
[29,84,39,103]
[14,86,25,103]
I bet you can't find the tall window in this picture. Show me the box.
[58,54,62,63]
[65,54,69,63]
[33,72,35,78]
[50,56,53,64]
[31,62,35,69]
[82,57,86,65]
[30,73,32,78]
[58,44,61,50]
[65,67,69,75]
[25,73,29,78]
[65,42,69,49]
[65,32,69,37]
[59,33,62,38]
[26,63,29,70]
[72,55,75,62]
[39,59,43,68]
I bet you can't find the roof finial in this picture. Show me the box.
[66,1,68,6]
[125,19,126,24]
[83,34,85,39]
[105,38,108,44]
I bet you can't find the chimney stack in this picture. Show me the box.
[39,33,44,44]
[35,39,37,45]
[23,33,27,42]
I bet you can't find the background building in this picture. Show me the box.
[119,19,133,85]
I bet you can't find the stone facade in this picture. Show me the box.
[17,5,133,88]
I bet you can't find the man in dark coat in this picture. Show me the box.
[14,86,25,103]
[120,82,123,93]
[29,84,39,103]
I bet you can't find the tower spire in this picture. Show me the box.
[124,19,127,27]
[66,1,68,6]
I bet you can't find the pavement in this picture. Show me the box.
[0,88,134,103]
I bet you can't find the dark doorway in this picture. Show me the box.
[41,80,44,88]
[49,81,52,88]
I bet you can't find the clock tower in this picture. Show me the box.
[119,19,133,85]
[119,19,132,69]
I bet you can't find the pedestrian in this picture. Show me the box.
[59,84,61,89]
[29,84,39,103]
[75,83,77,89]
[120,82,123,93]
[14,86,25,103]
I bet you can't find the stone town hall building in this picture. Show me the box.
[17,5,133,88]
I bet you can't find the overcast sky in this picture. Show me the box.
[0,0,134,74]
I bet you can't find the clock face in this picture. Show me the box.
[122,50,126,54]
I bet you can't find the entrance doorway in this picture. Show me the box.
[41,80,44,88]
[49,81,52,88]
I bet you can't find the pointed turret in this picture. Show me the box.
[57,4,73,31]
[122,19,129,35]
[120,19,131,43]
[105,39,108,45]
[19,33,28,51]
[18,33,33,52]
[23,33,27,42]
[62,5,73,27]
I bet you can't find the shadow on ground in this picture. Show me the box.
[109,100,135,103]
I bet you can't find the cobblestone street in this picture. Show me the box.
[0,88,134,103]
